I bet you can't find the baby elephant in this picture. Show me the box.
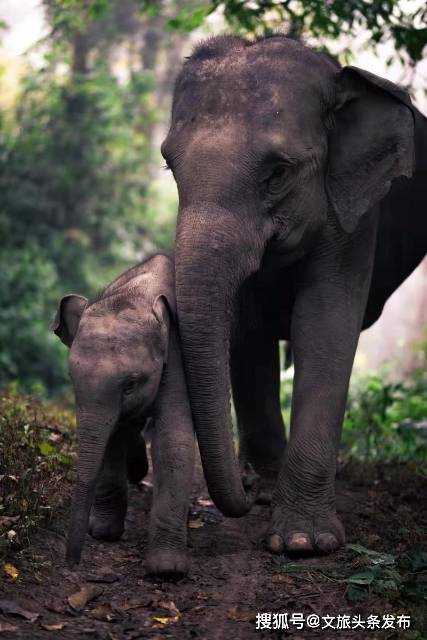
[52,253,194,576]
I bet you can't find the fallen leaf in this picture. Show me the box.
[86,570,121,584]
[0,622,18,633]
[227,606,254,622]
[0,599,40,622]
[158,601,180,617]
[91,603,116,622]
[3,563,18,580]
[272,574,295,584]
[45,599,65,614]
[67,585,103,611]
[153,616,179,625]
[0,516,20,527]
[152,601,181,626]
[188,518,204,529]
[41,623,66,631]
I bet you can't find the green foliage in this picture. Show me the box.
[0,243,68,393]
[165,0,427,65]
[0,389,75,562]
[279,336,427,464]
[343,342,427,463]
[167,5,213,31]
[344,543,427,604]
[1,0,425,397]
[281,538,427,627]
[0,0,176,394]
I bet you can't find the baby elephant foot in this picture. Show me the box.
[267,505,345,556]
[89,487,127,542]
[145,547,189,578]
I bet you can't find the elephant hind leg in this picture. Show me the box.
[127,432,148,484]
[231,328,286,504]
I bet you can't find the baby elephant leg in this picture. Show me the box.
[145,324,195,577]
[146,417,194,576]
[89,427,131,542]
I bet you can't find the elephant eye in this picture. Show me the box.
[122,377,140,396]
[262,163,287,194]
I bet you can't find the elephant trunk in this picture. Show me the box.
[66,407,118,567]
[175,205,264,517]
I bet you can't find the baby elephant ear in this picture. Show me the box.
[327,66,415,233]
[51,294,88,347]
[152,293,177,325]
[152,294,177,362]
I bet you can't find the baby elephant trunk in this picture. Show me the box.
[66,407,118,568]
[66,480,97,568]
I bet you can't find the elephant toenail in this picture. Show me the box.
[268,534,284,553]
[285,533,313,552]
[315,533,338,553]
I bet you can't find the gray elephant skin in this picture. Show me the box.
[52,253,194,575]
[162,35,427,555]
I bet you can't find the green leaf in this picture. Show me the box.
[38,440,56,456]
[346,543,395,566]
[346,584,369,602]
[406,545,427,572]
[346,568,377,585]
[281,563,311,573]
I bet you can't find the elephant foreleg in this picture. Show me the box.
[145,324,195,576]
[267,212,378,555]
[231,327,286,503]
[88,427,130,542]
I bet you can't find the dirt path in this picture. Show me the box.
[1,459,426,640]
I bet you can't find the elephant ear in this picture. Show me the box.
[327,66,415,233]
[51,294,88,347]
[152,293,177,363]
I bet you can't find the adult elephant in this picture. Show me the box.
[162,35,427,555]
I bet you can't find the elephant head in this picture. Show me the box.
[52,264,174,566]
[164,35,415,517]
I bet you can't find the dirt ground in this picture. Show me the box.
[1,456,426,640]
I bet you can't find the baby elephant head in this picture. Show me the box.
[52,283,175,567]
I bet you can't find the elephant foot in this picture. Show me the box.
[89,487,127,542]
[145,547,189,578]
[266,504,345,555]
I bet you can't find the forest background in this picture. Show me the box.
[0,0,426,468]
[0,0,426,396]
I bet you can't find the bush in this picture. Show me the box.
[279,336,427,464]
[343,334,427,463]
[0,244,69,394]
[0,389,76,562]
